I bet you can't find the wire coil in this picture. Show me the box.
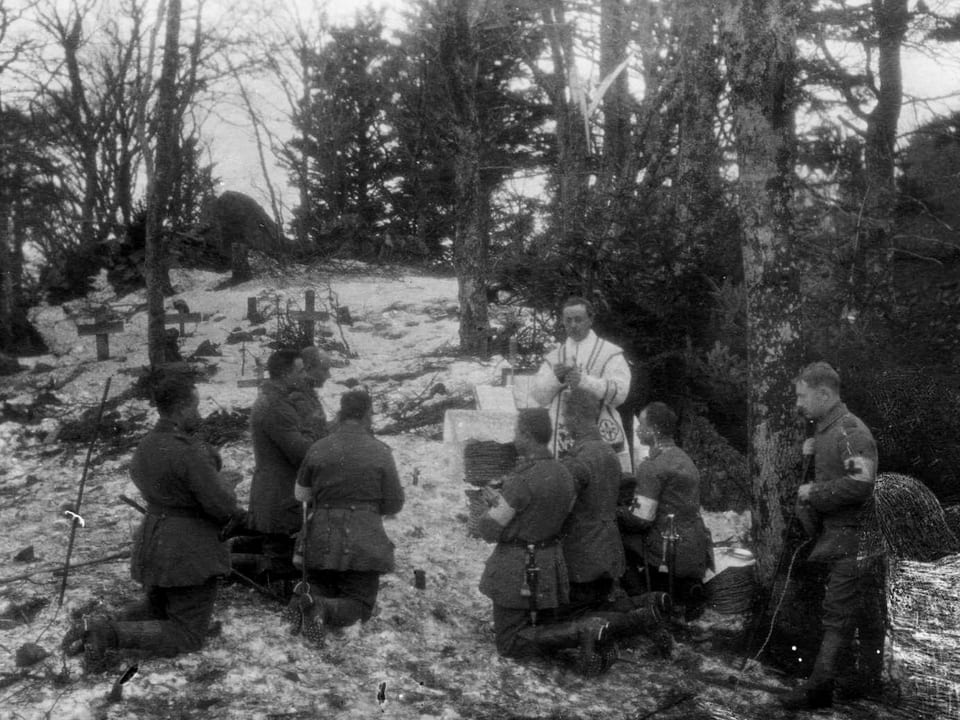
[706,563,756,615]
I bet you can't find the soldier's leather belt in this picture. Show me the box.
[501,535,561,549]
[146,503,202,518]
[316,502,380,513]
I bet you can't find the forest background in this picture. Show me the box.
[3,0,960,619]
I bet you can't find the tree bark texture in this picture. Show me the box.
[0,210,15,349]
[722,0,806,589]
[599,0,631,181]
[536,0,590,241]
[857,0,908,307]
[145,0,181,367]
[297,45,312,249]
[441,0,489,355]
[675,0,724,229]
[60,14,100,248]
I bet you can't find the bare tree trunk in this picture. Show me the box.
[297,45,312,249]
[441,0,489,355]
[0,208,14,349]
[857,0,908,307]
[533,0,591,242]
[599,0,631,181]
[675,0,723,227]
[229,59,284,242]
[135,0,165,191]
[453,125,490,355]
[145,0,181,367]
[0,202,40,354]
[723,0,805,589]
[59,13,100,247]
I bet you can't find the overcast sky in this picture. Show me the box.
[6,0,960,219]
[209,0,960,218]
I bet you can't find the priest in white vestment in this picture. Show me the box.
[531,297,633,472]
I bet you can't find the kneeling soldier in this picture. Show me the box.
[478,408,664,674]
[293,390,404,635]
[65,373,245,671]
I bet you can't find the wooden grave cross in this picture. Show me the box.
[163,311,202,337]
[237,358,265,388]
[76,317,125,361]
[287,290,330,342]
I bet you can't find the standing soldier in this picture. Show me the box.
[293,390,404,633]
[64,373,244,670]
[780,362,880,711]
[249,349,315,581]
[530,297,632,471]
[559,388,626,614]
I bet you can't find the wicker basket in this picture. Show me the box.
[705,563,756,614]
[463,440,517,487]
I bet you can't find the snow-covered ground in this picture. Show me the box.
[0,265,889,720]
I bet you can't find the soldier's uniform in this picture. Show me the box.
[288,382,328,442]
[294,423,404,626]
[798,401,881,696]
[120,418,241,655]
[560,439,625,611]
[479,449,577,657]
[619,443,711,602]
[249,379,316,571]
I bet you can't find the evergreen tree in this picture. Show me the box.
[285,11,396,257]
[0,106,63,353]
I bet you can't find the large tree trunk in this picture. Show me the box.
[0,208,15,351]
[145,0,181,367]
[675,0,723,229]
[722,0,805,590]
[537,0,591,242]
[297,45,312,249]
[856,0,908,309]
[60,14,100,247]
[453,125,489,355]
[0,204,45,354]
[444,0,489,355]
[599,0,631,182]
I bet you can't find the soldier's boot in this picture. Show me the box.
[516,621,581,652]
[779,630,844,710]
[115,620,185,657]
[320,598,365,628]
[61,619,88,657]
[117,599,156,622]
[594,592,674,658]
[634,591,672,618]
[836,628,885,701]
[80,618,120,674]
[858,626,885,699]
[516,618,613,676]
[575,617,614,677]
